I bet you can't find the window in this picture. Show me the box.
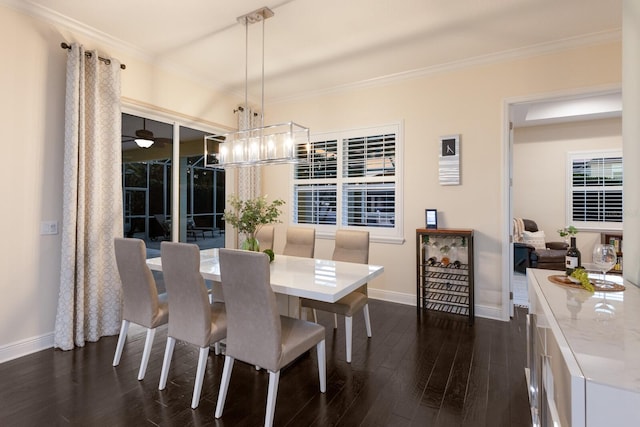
[293,123,403,242]
[567,150,622,231]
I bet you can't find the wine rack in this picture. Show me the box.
[416,228,474,323]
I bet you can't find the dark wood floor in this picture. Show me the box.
[0,301,531,426]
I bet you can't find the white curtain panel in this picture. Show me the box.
[237,106,261,201]
[54,44,124,350]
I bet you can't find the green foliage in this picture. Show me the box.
[223,195,285,237]
[557,225,578,238]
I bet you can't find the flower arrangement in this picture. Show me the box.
[557,225,578,238]
[223,195,284,251]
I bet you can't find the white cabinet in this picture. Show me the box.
[527,282,584,426]
[526,269,640,427]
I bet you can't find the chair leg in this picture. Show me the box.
[345,316,353,363]
[191,346,209,409]
[363,304,372,337]
[316,339,326,393]
[333,313,338,328]
[215,356,235,419]
[112,320,130,366]
[158,337,176,390]
[138,328,156,380]
[214,342,221,355]
[265,370,281,427]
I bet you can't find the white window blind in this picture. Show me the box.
[293,123,403,242]
[568,150,622,230]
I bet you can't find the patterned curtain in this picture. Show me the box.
[237,106,261,200]
[54,44,123,350]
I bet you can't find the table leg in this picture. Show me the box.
[276,294,301,318]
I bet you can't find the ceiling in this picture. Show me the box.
[13,0,622,104]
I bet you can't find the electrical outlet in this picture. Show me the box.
[40,221,58,235]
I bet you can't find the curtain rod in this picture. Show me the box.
[60,42,126,70]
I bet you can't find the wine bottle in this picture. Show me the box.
[565,236,581,276]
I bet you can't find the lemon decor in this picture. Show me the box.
[223,195,284,252]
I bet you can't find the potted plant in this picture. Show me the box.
[557,225,578,243]
[223,195,284,253]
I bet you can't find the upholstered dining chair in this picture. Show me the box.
[113,237,169,381]
[300,229,371,363]
[215,249,326,427]
[282,227,315,258]
[158,241,227,409]
[255,224,275,251]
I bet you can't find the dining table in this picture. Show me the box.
[146,248,384,317]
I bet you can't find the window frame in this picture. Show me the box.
[566,149,623,231]
[291,122,404,244]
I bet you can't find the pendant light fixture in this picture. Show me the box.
[204,6,310,168]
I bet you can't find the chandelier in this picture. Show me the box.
[204,6,310,168]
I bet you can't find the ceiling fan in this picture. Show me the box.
[121,118,171,149]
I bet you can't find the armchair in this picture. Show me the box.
[513,218,568,273]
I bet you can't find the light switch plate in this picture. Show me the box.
[40,221,58,235]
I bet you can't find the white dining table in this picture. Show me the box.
[146,248,384,316]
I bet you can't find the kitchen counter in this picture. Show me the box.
[527,268,640,426]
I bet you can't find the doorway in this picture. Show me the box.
[503,87,622,318]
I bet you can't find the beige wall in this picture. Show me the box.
[513,118,622,260]
[263,42,621,319]
[0,2,626,360]
[623,0,640,285]
[0,4,239,361]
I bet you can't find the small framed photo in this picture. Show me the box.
[425,209,438,229]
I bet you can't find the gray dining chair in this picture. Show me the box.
[300,230,371,363]
[158,241,227,409]
[255,224,275,251]
[113,237,169,380]
[282,227,315,258]
[215,249,326,427]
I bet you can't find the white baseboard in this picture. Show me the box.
[0,292,507,365]
[475,304,505,321]
[0,332,54,364]
[368,289,506,321]
[368,288,416,306]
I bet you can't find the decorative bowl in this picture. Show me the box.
[567,275,581,284]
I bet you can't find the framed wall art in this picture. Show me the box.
[439,134,460,185]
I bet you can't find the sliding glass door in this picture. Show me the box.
[121,113,224,251]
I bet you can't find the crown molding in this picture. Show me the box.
[2,0,620,107]
[2,0,150,60]
[1,0,241,99]
[271,29,622,105]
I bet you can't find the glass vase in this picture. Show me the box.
[241,235,260,252]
